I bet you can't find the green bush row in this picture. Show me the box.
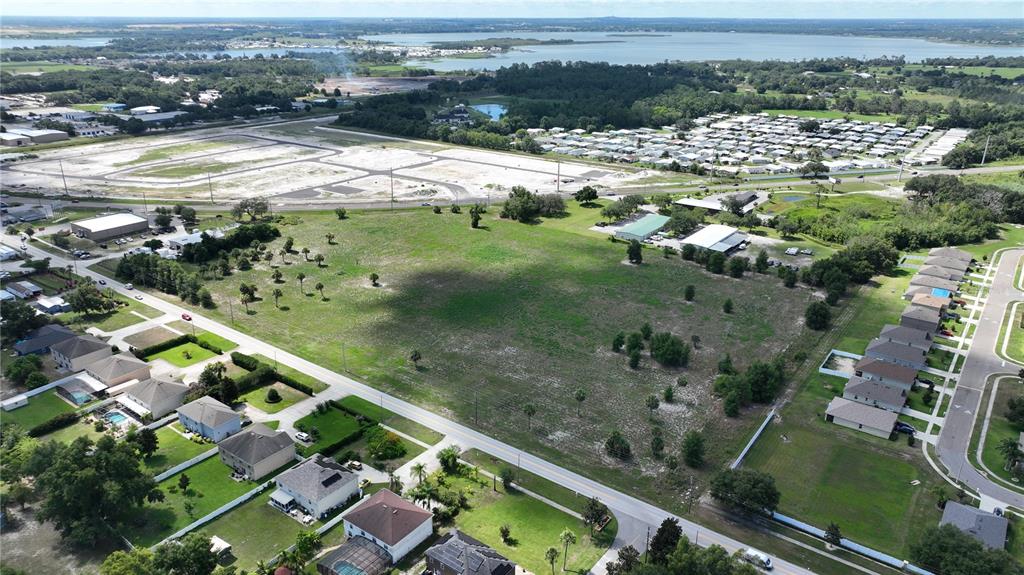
[229,351,315,396]
[28,411,81,437]
[135,334,223,359]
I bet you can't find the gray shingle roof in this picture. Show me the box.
[928,247,972,263]
[879,324,932,349]
[218,422,293,465]
[843,376,906,408]
[923,256,970,273]
[51,334,109,359]
[426,530,515,575]
[901,305,940,323]
[177,395,238,428]
[86,352,149,381]
[866,339,926,365]
[14,324,75,354]
[275,454,356,503]
[940,502,1008,549]
[908,275,959,291]
[125,377,188,407]
[344,488,432,546]
[826,397,897,433]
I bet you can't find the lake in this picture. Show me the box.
[471,104,507,120]
[0,37,114,49]
[363,31,1024,71]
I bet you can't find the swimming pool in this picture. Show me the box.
[104,411,129,425]
[69,391,92,405]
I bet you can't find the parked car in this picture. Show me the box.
[894,422,916,435]
[99,243,108,249]
[940,329,954,337]
[799,248,813,255]
[346,461,363,470]
[181,313,192,321]
[295,431,312,443]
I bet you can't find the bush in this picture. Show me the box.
[28,412,81,437]
[365,425,407,460]
[605,430,632,460]
[266,388,282,403]
[805,301,832,330]
[230,351,261,371]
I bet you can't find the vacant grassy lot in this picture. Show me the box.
[337,395,444,445]
[127,456,259,546]
[762,108,900,123]
[978,378,1024,488]
[61,292,162,333]
[462,448,597,514]
[241,381,308,414]
[3,60,92,74]
[178,204,814,505]
[141,425,214,476]
[124,325,179,349]
[146,342,218,367]
[198,489,326,571]
[3,392,74,429]
[115,139,246,166]
[294,407,362,456]
[251,354,328,393]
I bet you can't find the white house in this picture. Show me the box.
[271,454,358,518]
[119,377,189,419]
[51,335,112,372]
[343,489,433,563]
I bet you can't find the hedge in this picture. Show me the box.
[229,351,315,396]
[303,426,365,458]
[135,334,222,359]
[332,399,380,425]
[28,411,81,437]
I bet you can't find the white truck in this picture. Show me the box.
[740,549,773,571]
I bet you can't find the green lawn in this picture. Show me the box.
[240,381,308,414]
[198,489,325,571]
[196,331,238,352]
[115,139,246,167]
[999,303,1024,364]
[2,61,93,74]
[60,292,161,332]
[462,448,595,514]
[762,108,900,123]
[926,348,955,372]
[42,419,107,444]
[337,395,444,445]
[135,161,249,179]
[146,342,218,367]
[251,354,327,393]
[294,407,362,456]
[978,379,1024,489]
[141,425,214,476]
[345,431,426,468]
[3,392,75,429]
[448,473,613,575]
[127,456,262,547]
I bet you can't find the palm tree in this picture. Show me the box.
[326,232,336,245]
[523,403,537,430]
[559,529,577,570]
[277,549,304,571]
[301,247,310,261]
[315,282,325,299]
[272,288,283,308]
[278,248,287,263]
[574,388,586,417]
[272,269,283,283]
[240,294,249,313]
[411,462,427,485]
[253,561,271,575]
[997,438,1022,470]
[545,547,559,575]
[314,253,325,267]
[297,272,306,294]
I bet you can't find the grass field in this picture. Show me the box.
[462,448,597,514]
[2,60,92,74]
[198,489,326,571]
[127,456,261,546]
[448,473,613,575]
[999,303,1024,364]
[871,64,1024,80]
[3,392,74,429]
[146,342,218,367]
[61,293,162,333]
[240,381,308,414]
[196,331,238,352]
[336,395,445,445]
[978,378,1023,488]
[168,203,815,506]
[762,108,900,123]
[250,354,328,393]
[141,425,214,476]
[124,326,180,349]
[294,406,362,456]
[114,139,245,167]
[135,160,249,179]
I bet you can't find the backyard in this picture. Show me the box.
[144,203,816,508]
[141,425,214,476]
[3,391,75,430]
[145,342,218,367]
[241,381,308,414]
[294,406,363,456]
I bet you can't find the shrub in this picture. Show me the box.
[365,425,407,460]
[29,412,81,437]
[230,351,261,371]
[266,388,282,403]
[605,430,632,460]
[805,301,832,330]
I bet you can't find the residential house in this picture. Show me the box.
[825,397,897,438]
[929,247,973,264]
[119,377,189,419]
[923,256,971,274]
[425,530,515,575]
[341,489,433,563]
[907,275,959,294]
[842,376,906,412]
[177,395,240,442]
[901,305,942,333]
[51,335,112,372]
[940,502,1008,550]
[5,281,42,299]
[865,339,927,370]
[911,293,950,315]
[878,324,932,352]
[317,535,393,575]
[14,324,75,355]
[271,454,358,518]
[32,296,70,314]
[917,265,964,282]
[218,422,295,480]
[84,353,151,387]
[854,357,917,391]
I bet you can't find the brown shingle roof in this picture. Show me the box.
[344,489,432,546]
[854,357,917,385]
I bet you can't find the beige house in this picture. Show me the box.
[51,335,112,372]
[825,397,897,438]
[218,423,295,480]
[120,377,189,419]
[85,353,151,386]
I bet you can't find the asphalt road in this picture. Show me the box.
[935,248,1024,510]
[4,238,830,575]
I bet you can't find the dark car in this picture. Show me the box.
[894,422,916,435]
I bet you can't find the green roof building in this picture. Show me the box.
[614,214,670,242]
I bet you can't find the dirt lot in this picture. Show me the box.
[0,118,641,204]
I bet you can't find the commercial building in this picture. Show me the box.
[825,397,897,439]
[613,214,670,242]
[0,133,31,147]
[4,128,69,144]
[71,213,150,241]
[102,103,127,112]
[680,224,748,253]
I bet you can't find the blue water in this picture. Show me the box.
[0,37,113,49]
[471,104,507,120]
[69,391,92,405]
[364,31,1024,70]
[105,411,128,425]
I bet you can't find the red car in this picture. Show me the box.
[181,313,192,321]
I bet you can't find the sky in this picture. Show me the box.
[2,0,1022,19]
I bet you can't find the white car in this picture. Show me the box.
[124,283,134,290]
[295,431,312,443]
[134,295,144,301]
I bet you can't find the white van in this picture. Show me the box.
[740,549,773,571]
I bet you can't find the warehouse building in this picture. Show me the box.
[680,224,748,253]
[614,214,670,242]
[4,128,69,144]
[71,213,150,241]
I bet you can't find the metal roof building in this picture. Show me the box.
[614,214,670,242]
[680,224,748,253]
[70,212,149,241]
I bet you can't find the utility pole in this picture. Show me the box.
[58,160,70,197]
[208,173,214,205]
[980,135,991,165]
[142,190,149,214]
[228,300,234,324]
[341,343,348,372]
[644,525,651,563]
[389,167,394,211]
[556,161,561,194]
